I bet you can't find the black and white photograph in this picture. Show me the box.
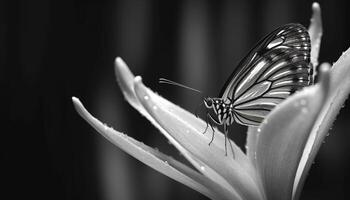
[3,0,350,199]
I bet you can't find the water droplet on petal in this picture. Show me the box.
[153,105,157,110]
[144,96,149,100]
[301,107,308,113]
[164,161,168,165]
[185,129,190,134]
[200,166,205,171]
[300,99,307,106]
[257,128,261,133]
[103,123,109,130]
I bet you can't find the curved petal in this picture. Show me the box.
[114,57,209,176]
[72,97,236,200]
[133,78,264,200]
[255,65,330,200]
[293,47,350,199]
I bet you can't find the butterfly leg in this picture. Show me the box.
[203,113,210,134]
[205,113,218,146]
[224,123,235,158]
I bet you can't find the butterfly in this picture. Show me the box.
[201,23,313,156]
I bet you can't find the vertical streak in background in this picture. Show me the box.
[97,1,152,200]
[96,86,135,200]
[262,0,293,32]
[114,0,151,70]
[19,0,49,85]
[178,0,212,106]
[219,0,251,88]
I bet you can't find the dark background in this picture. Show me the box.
[3,0,350,199]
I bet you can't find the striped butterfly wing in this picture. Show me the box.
[220,23,312,126]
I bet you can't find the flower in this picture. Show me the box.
[72,3,350,200]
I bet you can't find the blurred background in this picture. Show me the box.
[3,0,350,199]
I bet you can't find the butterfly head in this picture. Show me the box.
[203,97,214,109]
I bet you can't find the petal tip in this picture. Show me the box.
[71,96,89,121]
[312,2,320,11]
[114,57,133,79]
[319,63,331,90]
[72,96,78,102]
[115,57,125,67]
[319,62,331,73]
[319,63,331,81]
[72,96,82,109]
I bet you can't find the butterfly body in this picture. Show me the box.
[201,23,313,156]
[204,98,235,126]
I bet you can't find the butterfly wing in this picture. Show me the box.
[220,23,312,126]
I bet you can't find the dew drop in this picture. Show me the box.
[300,99,307,106]
[164,161,168,165]
[257,128,261,133]
[245,145,249,151]
[103,123,109,130]
[153,105,158,110]
[144,96,149,100]
[185,129,190,134]
[301,107,308,113]
[200,166,205,171]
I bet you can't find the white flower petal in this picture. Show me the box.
[293,47,350,199]
[114,57,209,175]
[255,65,330,200]
[72,97,235,200]
[308,2,323,68]
[133,78,264,200]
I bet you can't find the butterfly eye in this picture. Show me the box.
[204,98,213,108]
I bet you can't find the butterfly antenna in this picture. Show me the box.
[159,78,202,94]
